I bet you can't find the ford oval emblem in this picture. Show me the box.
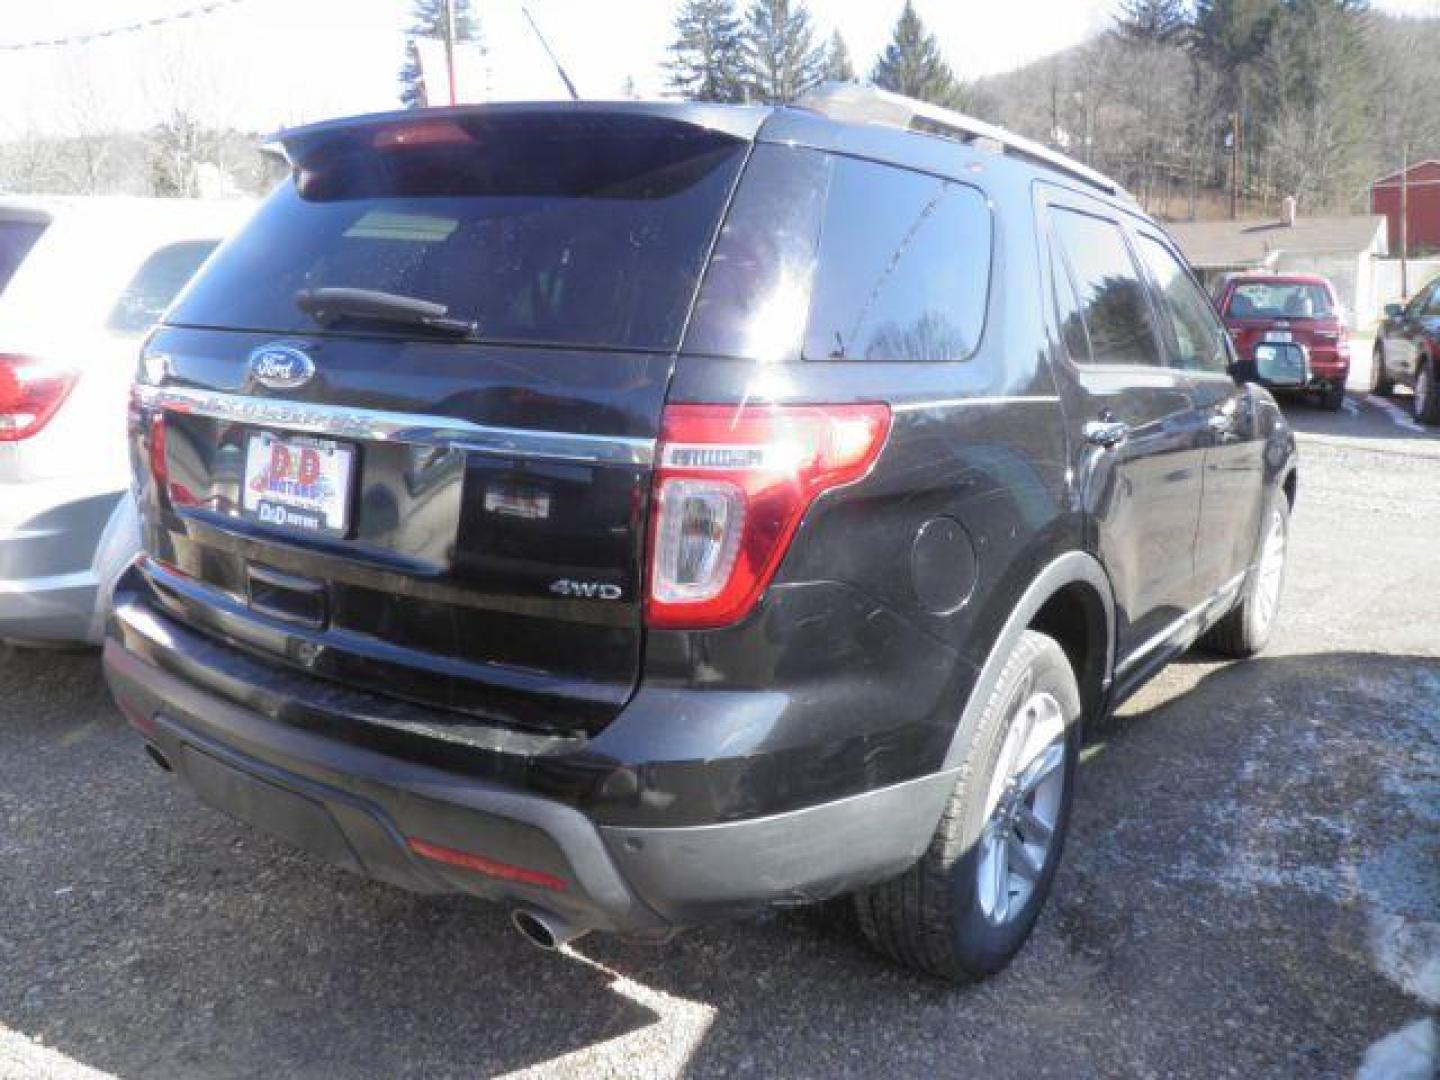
[247,343,315,390]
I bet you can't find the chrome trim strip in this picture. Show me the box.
[135,386,655,466]
[1115,570,1247,675]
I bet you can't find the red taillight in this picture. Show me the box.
[0,353,77,442]
[406,837,567,892]
[646,402,891,630]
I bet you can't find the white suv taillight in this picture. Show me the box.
[0,353,77,442]
[646,402,891,630]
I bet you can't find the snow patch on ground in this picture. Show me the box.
[0,1026,116,1079]
[1369,913,1440,1008]
[1165,663,1440,1048]
[1355,1018,1437,1080]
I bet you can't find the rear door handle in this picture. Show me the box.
[1083,419,1129,449]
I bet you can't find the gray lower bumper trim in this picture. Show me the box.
[601,770,956,923]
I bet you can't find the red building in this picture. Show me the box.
[1371,160,1440,253]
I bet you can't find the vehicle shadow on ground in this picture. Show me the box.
[0,647,1430,1077]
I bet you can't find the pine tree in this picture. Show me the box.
[870,1,964,109]
[824,29,855,83]
[1114,0,1191,44]
[667,0,747,103]
[741,0,828,104]
[398,0,484,110]
[1192,0,1279,72]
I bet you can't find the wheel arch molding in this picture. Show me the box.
[941,550,1115,772]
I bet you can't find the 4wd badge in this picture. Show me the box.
[549,579,622,601]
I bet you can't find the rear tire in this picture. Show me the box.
[1318,386,1344,411]
[1371,344,1394,396]
[1199,496,1289,659]
[1414,361,1440,425]
[853,630,1080,982]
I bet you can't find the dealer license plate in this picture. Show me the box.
[241,431,355,536]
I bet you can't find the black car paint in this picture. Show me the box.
[106,100,1296,932]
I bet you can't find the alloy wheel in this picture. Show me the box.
[977,685,1066,926]
[1253,508,1286,635]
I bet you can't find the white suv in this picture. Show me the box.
[0,196,250,645]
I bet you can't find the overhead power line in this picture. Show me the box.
[0,0,248,52]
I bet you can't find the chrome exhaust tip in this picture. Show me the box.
[511,908,586,951]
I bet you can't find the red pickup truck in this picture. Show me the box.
[1215,274,1349,410]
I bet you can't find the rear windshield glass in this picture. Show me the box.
[167,114,748,351]
[1226,281,1333,319]
[0,218,48,296]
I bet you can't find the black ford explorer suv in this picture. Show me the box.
[105,83,1297,981]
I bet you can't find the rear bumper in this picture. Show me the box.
[0,572,99,644]
[104,586,954,933]
[0,484,125,643]
[1305,356,1349,390]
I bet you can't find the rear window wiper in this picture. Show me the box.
[295,287,477,338]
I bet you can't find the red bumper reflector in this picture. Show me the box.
[406,837,567,892]
[117,698,157,736]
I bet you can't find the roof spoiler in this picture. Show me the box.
[261,101,771,168]
[795,82,1129,200]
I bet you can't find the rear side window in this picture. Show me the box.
[0,218,48,297]
[106,240,219,335]
[167,114,748,352]
[685,148,991,363]
[1136,235,1228,374]
[1050,207,1161,368]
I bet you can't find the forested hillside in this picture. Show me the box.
[970,2,1439,221]
[664,1,1437,222]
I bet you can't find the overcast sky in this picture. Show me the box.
[2,0,1440,135]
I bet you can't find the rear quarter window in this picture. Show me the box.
[685,148,991,363]
[0,218,48,297]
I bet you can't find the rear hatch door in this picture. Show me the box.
[135,107,756,735]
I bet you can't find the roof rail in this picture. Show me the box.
[795,82,1128,200]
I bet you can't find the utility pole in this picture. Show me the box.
[1229,111,1241,220]
[443,0,457,106]
[1401,143,1410,297]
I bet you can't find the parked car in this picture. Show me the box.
[0,196,250,645]
[1214,273,1350,411]
[103,86,1296,981]
[1373,278,1440,423]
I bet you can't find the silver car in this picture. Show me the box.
[0,196,250,645]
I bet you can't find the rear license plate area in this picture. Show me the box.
[241,430,356,537]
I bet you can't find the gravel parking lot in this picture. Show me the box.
[2,382,1437,1079]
